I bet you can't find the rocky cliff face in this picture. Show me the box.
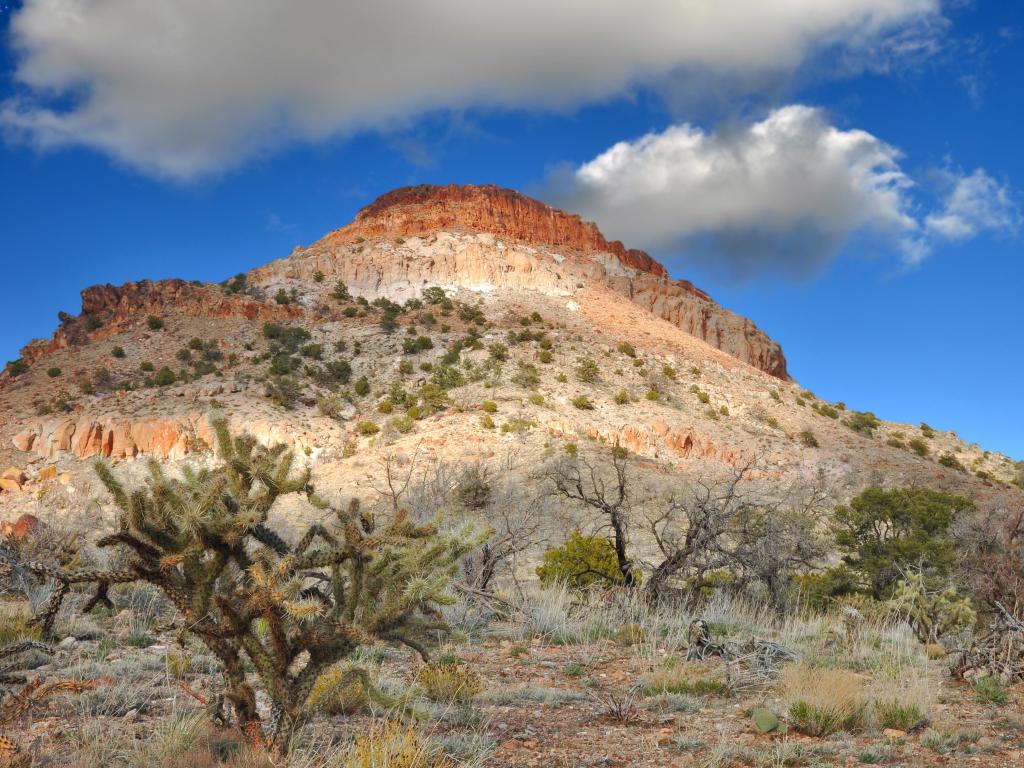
[15,279,300,367]
[338,184,669,278]
[254,185,789,379]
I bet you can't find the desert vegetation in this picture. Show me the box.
[2,414,1020,767]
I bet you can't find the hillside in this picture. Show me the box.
[0,184,1017,512]
[1,184,1022,768]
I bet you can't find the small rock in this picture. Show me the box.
[882,728,907,739]
[57,637,77,649]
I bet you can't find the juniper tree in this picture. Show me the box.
[14,415,483,755]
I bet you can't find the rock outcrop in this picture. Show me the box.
[11,415,317,462]
[338,184,668,278]
[255,185,788,379]
[16,279,300,366]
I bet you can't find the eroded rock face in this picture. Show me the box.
[11,416,315,462]
[339,184,668,278]
[16,279,300,366]
[255,185,788,379]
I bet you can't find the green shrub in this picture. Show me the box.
[614,389,630,405]
[908,438,929,456]
[875,699,923,731]
[388,415,415,434]
[834,488,971,598]
[845,411,881,437]
[480,400,497,413]
[46,367,62,378]
[799,430,819,448]
[511,361,540,389]
[972,675,1007,705]
[528,393,545,406]
[571,395,594,410]
[356,421,379,436]
[938,453,966,472]
[645,389,660,401]
[575,357,600,384]
[537,532,635,588]
[152,367,176,386]
[146,315,165,330]
[661,364,677,381]
[480,415,495,430]
[617,342,636,358]
[812,402,839,419]
[353,376,370,396]
[111,346,125,358]
[402,335,433,354]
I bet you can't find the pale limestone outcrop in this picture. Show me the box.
[12,415,316,462]
[252,185,788,379]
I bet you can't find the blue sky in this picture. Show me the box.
[0,1,1021,457]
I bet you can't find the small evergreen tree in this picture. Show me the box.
[833,488,973,599]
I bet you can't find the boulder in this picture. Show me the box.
[2,467,27,484]
[0,513,42,539]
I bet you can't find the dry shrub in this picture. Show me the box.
[306,665,371,715]
[642,658,727,697]
[0,609,41,646]
[415,662,482,703]
[781,663,866,735]
[345,720,452,768]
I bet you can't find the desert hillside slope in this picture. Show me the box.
[0,183,1018,514]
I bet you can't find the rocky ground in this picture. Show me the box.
[1,580,1021,767]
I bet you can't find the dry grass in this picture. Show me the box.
[642,657,727,697]
[781,663,867,736]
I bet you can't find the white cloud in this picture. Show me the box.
[554,107,1019,276]
[554,105,918,276]
[1,0,940,178]
[924,168,1020,241]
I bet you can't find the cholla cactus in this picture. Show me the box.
[16,415,484,755]
[889,569,976,644]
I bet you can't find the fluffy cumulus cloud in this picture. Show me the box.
[1,0,940,178]
[553,106,1019,276]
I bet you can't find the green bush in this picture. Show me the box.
[480,400,497,413]
[614,389,630,405]
[799,430,819,448]
[661,364,677,381]
[908,437,929,456]
[538,350,553,364]
[617,342,636,358]
[152,367,176,386]
[537,533,635,588]
[146,315,165,331]
[834,488,972,598]
[402,335,433,354]
[875,699,923,731]
[845,411,880,437]
[111,346,125,359]
[46,367,62,378]
[571,395,594,410]
[356,421,379,436]
[575,357,600,384]
[938,453,966,472]
[972,675,1007,705]
[353,376,370,396]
